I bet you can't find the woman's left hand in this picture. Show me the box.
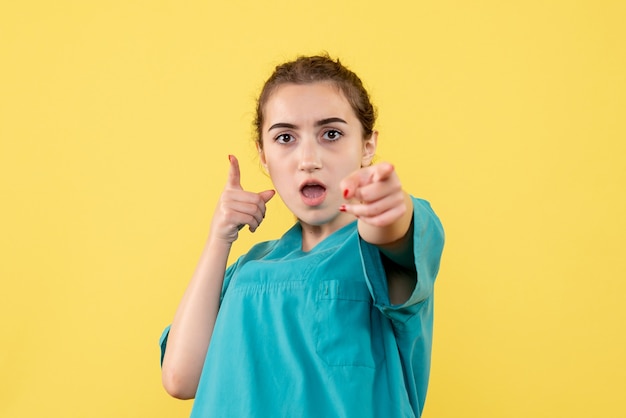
[340,162,408,228]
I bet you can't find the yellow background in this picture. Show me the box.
[1,1,624,417]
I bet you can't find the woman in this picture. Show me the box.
[160,54,444,417]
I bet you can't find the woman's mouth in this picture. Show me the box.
[300,182,327,206]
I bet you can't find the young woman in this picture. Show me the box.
[160,55,445,417]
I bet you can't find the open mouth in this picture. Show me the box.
[301,183,326,198]
[300,182,327,206]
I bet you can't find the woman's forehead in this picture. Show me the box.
[263,82,355,121]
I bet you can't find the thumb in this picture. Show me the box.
[258,189,276,204]
[227,155,243,190]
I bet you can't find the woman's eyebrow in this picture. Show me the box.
[268,122,297,132]
[315,117,347,126]
[268,118,347,132]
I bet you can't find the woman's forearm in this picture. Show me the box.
[358,192,414,263]
[161,237,231,399]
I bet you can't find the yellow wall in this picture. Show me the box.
[1,1,624,417]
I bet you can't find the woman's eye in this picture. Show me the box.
[322,130,342,141]
[275,134,294,144]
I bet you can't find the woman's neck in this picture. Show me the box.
[299,215,355,252]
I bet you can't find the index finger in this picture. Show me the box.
[341,163,395,200]
[227,154,243,190]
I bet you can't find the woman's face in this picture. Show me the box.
[259,81,377,230]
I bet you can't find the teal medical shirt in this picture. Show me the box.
[160,197,444,417]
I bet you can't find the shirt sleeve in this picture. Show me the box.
[359,196,445,325]
[159,325,170,366]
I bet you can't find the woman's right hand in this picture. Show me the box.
[209,155,275,244]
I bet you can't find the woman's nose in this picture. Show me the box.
[298,140,322,172]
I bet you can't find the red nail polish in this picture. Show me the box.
[343,189,349,198]
[339,205,346,212]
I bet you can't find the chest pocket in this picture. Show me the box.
[315,280,385,368]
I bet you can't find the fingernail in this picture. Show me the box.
[228,155,233,162]
[343,189,349,198]
[339,205,346,212]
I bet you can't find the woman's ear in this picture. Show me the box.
[257,142,268,171]
[361,130,378,167]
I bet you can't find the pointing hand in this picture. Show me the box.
[340,163,407,228]
[210,155,275,244]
